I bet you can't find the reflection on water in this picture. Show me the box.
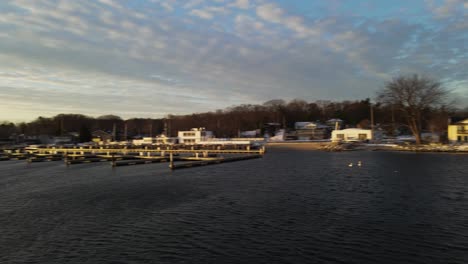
[0,150,467,263]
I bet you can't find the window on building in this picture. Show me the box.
[358,134,367,140]
[337,134,344,139]
[458,136,462,142]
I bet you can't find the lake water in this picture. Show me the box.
[0,149,467,263]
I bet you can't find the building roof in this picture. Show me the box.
[295,122,315,129]
[92,130,111,136]
[327,118,343,122]
[453,118,468,125]
[295,122,328,129]
[333,128,371,132]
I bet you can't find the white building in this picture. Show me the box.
[178,128,214,144]
[132,137,155,145]
[132,135,178,145]
[331,128,373,142]
[155,135,178,145]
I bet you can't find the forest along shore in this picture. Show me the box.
[266,142,468,153]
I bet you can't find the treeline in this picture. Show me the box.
[169,99,376,137]
[1,98,467,140]
[168,99,466,137]
[0,114,164,140]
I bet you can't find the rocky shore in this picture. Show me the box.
[389,144,468,153]
[267,141,468,153]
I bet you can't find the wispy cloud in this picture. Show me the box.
[256,3,319,38]
[230,0,250,9]
[190,8,215,19]
[427,0,466,18]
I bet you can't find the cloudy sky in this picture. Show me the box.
[0,0,467,121]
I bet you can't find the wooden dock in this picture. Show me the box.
[0,145,265,170]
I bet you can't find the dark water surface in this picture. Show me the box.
[0,149,467,263]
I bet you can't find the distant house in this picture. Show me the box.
[448,118,468,143]
[240,129,260,137]
[53,136,73,145]
[178,128,214,144]
[326,119,344,129]
[263,122,281,137]
[294,122,330,140]
[331,128,373,142]
[421,132,441,143]
[37,135,73,145]
[155,135,178,145]
[92,130,112,143]
[269,129,285,141]
[132,137,154,145]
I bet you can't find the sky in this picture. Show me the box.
[0,0,467,122]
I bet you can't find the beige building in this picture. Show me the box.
[448,119,468,143]
[92,130,112,143]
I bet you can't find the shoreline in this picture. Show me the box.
[266,141,468,153]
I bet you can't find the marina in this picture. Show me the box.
[0,144,266,170]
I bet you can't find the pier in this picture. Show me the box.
[0,145,266,170]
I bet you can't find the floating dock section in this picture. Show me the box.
[170,154,262,170]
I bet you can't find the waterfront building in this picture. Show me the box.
[155,135,178,144]
[294,122,330,140]
[448,119,468,143]
[92,130,112,143]
[263,123,281,138]
[331,128,373,142]
[131,136,176,145]
[240,129,261,137]
[178,128,214,144]
[34,134,75,145]
[326,118,344,129]
[268,129,285,141]
[132,137,155,145]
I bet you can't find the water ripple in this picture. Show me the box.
[0,150,467,263]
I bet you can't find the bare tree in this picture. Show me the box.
[377,74,448,144]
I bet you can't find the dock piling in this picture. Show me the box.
[169,153,174,170]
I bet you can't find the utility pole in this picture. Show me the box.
[112,123,116,142]
[60,116,64,136]
[124,122,128,141]
[370,102,375,133]
[391,104,396,136]
[164,118,172,137]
